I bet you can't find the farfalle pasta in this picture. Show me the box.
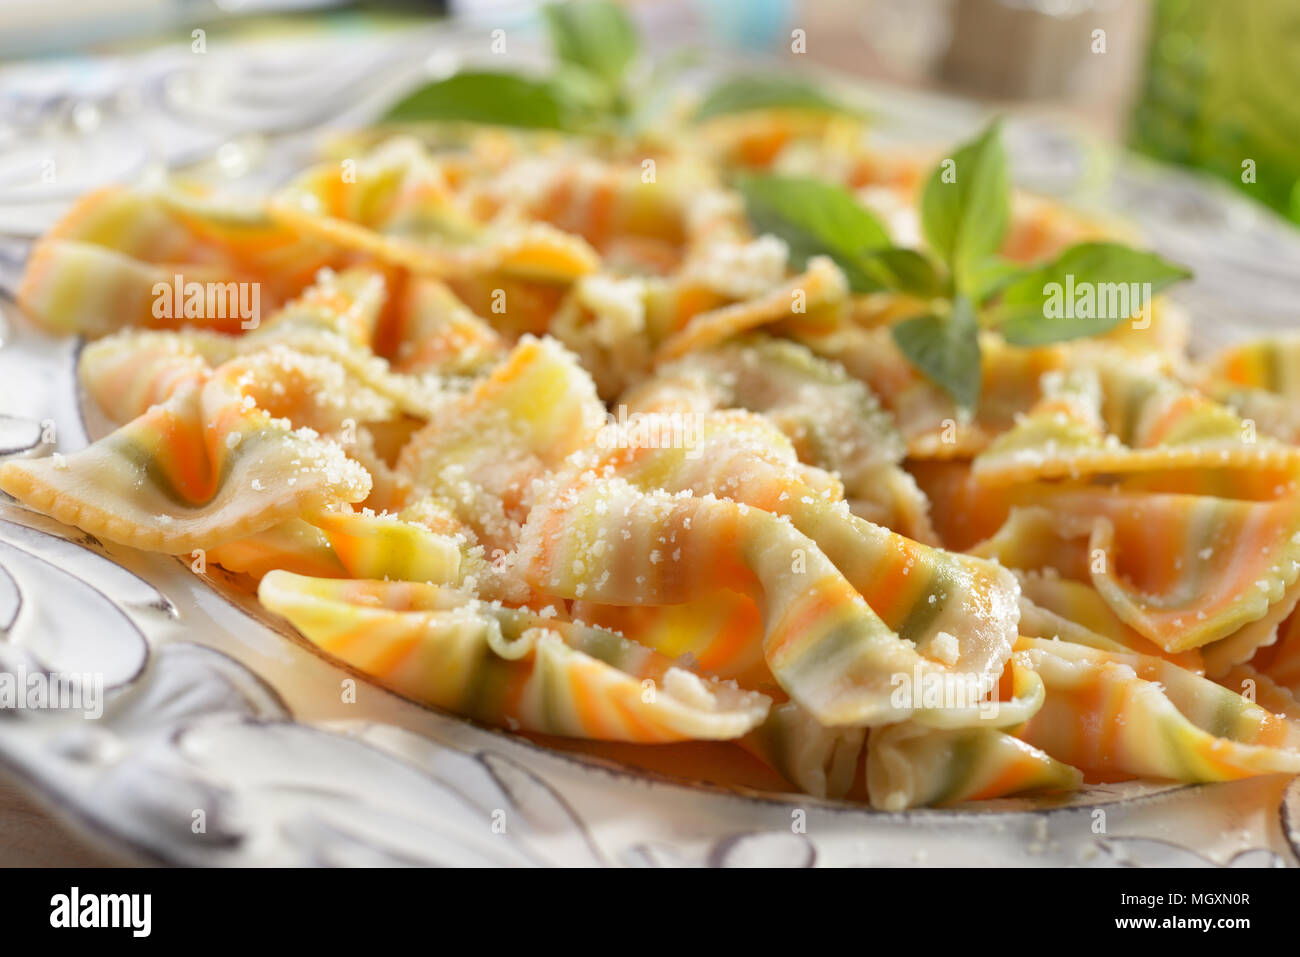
[5,113,1300,811]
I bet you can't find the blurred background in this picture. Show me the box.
[0,0,1297,230]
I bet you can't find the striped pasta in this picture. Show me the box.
[258,570,771,742]
[5,123,1300,810]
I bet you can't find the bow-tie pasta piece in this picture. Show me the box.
[384,276,505,376]
[19,186,335,335]
[549,275,659,398]
[571,592,772,691]
[305,509,462,584]
[23,244,239,337]
[969,505,1099,580]
[1215,665,1300,724]
[1015,638,1300,781]
[516,471,1014,727]
[795,325,1069,459]
[973,355,1300,488]
[1202,335,1300,399]
[968,486,1300,656]
[208,509,462,584]
[551,235,815,395]
[576,588,866,796]
[205,519,347,580]
[867,724,1082,810]
[517,475,898,725]
[239,266,446,418]
[250,265,388,350]
[1250,608,1300,696]
[78,270,442,432]
[1014,569,1205,670]
[1197,581,1300,678]
[540,409,1018,724]
[572,411,1020,720]
[865,657,1080,809]
[218,349,398,434]
[257,571,770,741]
[79,329,237,425]
[84,332,404,442]
[487,154,700,272]
[1072,491,1300,653]
[623,336,935,541]
[655,256,848,362]
[550,235,802,390]
[397,335,606,550]
[269,139,599,281]
[740,702,866,800]
[0,364,370,553]
[1198,335,1300,445]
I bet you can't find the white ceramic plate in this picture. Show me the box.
[3,24,1300,867]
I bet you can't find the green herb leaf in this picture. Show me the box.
[920,121,1010,295]
[695,74,851,121]
[626,46,704,134]
[737,173,892,292]
[968,255,1028,305]
[891,296,982,410]
[860,247,948,299]
[992,241,1192,345]
[382,71,582,129]
[543,0,639,93]
[550,63,622,119]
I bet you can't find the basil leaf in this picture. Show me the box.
[968,255,1027,304]
[737,173,892,292]
[695,74,851,121]
[993,241,1192,345]
[860,248,948,299]
[550,63,620,118]
[627,46,704,134]
[383,72,581,129]
[543,0,638,92]
[920,121,1010,294]
[891,296,982,410]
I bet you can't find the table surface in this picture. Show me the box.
[0,778,123,867]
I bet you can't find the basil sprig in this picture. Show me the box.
[735,121,1192,409]
[383,1,639,129]
[908,128,1191,405]
[385,2,855,133]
